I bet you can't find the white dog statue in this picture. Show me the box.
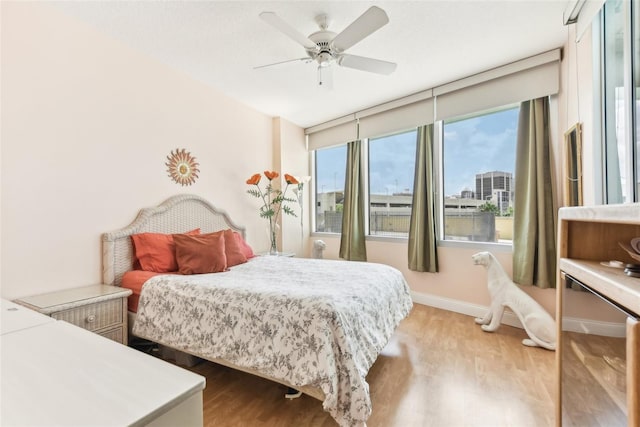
[472,251,556,351]
[312,239,326,259]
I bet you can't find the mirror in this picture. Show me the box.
[564,123,583,206]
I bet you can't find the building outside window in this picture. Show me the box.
[442,106,519,243]
[475,171,514,214]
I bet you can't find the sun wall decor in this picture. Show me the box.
[166,148,200,186]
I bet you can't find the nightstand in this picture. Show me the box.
[14,285,132,345]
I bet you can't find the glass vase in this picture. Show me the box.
[267,222,279,255]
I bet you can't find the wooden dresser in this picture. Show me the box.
[556,204,640,427]
[14,284,132,345]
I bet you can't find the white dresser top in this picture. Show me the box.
[1,307,205,426]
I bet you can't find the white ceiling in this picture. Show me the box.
[52,1,569,129]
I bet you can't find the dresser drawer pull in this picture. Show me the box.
[86,314,96,323]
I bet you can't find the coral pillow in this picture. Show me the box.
[131,229,200,273]
[174,232,227,274]
[234,231,255,259]
[223,229,248,267]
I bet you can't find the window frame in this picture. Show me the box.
[597,0,639,204]
[311,144,348,236]
[366,128,419,239]
[312,104,521,252]
[436,104,520,249]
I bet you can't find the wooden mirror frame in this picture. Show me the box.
[564,123,583,206]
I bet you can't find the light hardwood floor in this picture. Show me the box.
[184,303,555,426]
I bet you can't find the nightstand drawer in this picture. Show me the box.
[99,325,124,343]
[52,299,123,332]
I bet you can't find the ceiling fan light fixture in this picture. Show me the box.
[317,52,333,67]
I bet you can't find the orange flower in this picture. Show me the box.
[246,173,261,185]
[245,170,299,252]
[284,174,299,185]
[264,170,279,181]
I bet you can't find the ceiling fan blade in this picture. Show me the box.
[338,54,397,75]
[254,57,310,70]
[331,6,389,52]
[259,12,317,50]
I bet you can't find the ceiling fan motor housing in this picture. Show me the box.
[307,30,339,66]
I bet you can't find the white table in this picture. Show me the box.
[1,299,205,426]
[1,299,55,335]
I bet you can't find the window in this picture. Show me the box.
[314,145,346,233]
[601,0,639,203]
[442,106,519,243]
[368,130,417,237]
[313,108,519,245]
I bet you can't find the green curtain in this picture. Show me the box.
[408,124,438,272]
[339,140,367,261]
[513,97,556,288]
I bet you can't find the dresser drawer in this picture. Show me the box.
[52,299,123,332]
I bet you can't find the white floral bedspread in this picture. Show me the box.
[133,256,412,426]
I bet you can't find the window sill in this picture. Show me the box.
[437,239,513,253]
[310,232,513,252]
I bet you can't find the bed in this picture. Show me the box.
[102,194,413,426]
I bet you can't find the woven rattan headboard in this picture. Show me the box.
[102,194,246,286]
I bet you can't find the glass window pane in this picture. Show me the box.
[314,145,346,233]
[603,0,628,203]
[368,130,417,237]
[442,107,519,243]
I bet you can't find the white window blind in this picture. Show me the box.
[434,50,560,121]
[306,115,357,151]
[305,48,561,150]
[357,91,434,140]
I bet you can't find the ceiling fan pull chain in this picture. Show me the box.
[317,66,333,90]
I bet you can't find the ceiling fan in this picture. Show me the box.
[256,6,397,86]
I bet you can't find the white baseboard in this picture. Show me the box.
[411,291,626,338]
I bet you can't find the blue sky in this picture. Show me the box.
[369,131,417,194]
[315,145,347,193]
[315,107,519,197]
[443,107,518,196]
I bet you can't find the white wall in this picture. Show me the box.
[561,24,597,205]
[273,117,310,257]
[0,2,288,299]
